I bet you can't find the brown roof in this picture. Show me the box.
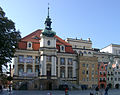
[18,29,74,53]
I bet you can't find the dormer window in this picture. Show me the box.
[28,43,31,48]
[27,42,32,50]
[60,45,65,52]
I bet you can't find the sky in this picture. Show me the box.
[0,0,120,49]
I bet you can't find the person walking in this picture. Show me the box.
[0,85,2,93]
[104,86,109,95]
[95,86,99,95]
[65,87,69,95]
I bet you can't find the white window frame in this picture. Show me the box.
[27,41,32,50]
[60,45,65,52]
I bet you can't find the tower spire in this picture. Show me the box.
[44,3,52,30]
[48,3,49,18]
[42,4,56,37]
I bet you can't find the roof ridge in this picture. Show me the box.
[21,29,42,41]
[55,35,72,46]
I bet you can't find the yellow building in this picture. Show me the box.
[78,56,98,89]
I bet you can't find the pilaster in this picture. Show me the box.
[14,56,18,75]
[73,60,77,78]
[51,56,56,76]
[58,57,60,77]
[32,56,35,73]
[24,55,27,72]
[65,58,68,78]
[40,55,46,76]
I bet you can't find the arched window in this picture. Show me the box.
[84,51,87,54]
[88,52,91,54]
[47,40,50,46]
[79,51,83,54]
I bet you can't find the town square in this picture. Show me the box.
[1,0,120,95]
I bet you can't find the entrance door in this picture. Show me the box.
[47,64,51,79]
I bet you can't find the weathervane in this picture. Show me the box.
[48,3,50,18]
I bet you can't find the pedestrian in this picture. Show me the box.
[9,84,12,92]
[104,86,109,95]
[0,85,2,92]
[90,92,94,95]
[65,87,69,95]
[47,92,52,95]
[95,86,99,95]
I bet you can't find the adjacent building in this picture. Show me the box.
[98,62,107,89]
[78,56,98,89]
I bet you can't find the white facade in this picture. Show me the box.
[66,38,92,49]
[114,58,120,88]
[101,44,120,55]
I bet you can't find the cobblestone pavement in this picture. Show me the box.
[1,89,120,95]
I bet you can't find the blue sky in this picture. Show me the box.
[0,0,120,49]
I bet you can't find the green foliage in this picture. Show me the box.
[7,76,13,81]
[0,7,21,72]
[0,74,8,85]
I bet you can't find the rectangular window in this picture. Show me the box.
[27,68,32,73]
[60,58,65,65]
[100,72,102,75]
[46,56,51,62]
[82,70,85,74]
[115,78,117,81]
[68,67,72,78]
[35,56,40,64]
[100,78,102,81]
[26,56,33,63]
[82,63,85,67]
[68,58,72,65]
[96,71,98,75]
[82,78,85,81]
[92,77,94,81]
[86,71,89,74]
[86,64,89,68]
[92,71,94,75]
[18,55,24,63]
[87,77,89,81]
[118,78,120,81]
[92,64,94,68]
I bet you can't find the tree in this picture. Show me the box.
[0,7,21,72]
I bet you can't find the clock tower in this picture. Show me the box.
[40,6,57,79]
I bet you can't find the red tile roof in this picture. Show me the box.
[18,29,74,53]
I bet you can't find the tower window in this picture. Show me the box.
[47,40,50,46]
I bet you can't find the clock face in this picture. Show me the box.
[47,40,50,46]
